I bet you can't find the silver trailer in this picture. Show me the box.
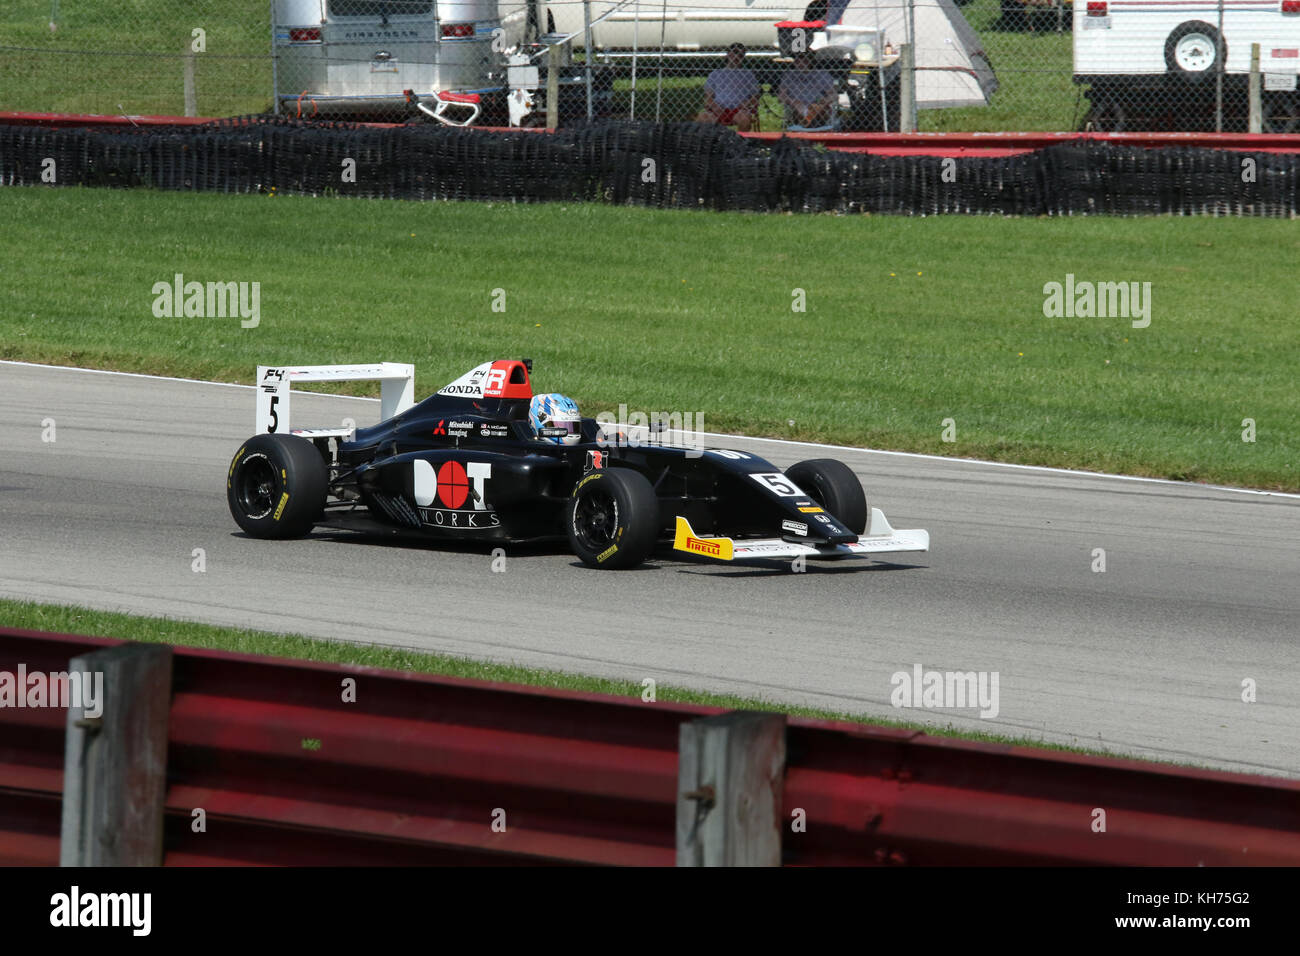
[272,0,530,120]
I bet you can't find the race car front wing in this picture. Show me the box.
[673,510,929,563]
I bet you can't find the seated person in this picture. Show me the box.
[779,51,837,130]
[696,43,761,131]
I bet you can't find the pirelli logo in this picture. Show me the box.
[672,516,734,561]
[685,535,722,557]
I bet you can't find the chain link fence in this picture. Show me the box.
[3,0,1298,131]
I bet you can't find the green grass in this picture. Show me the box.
[2,187,1296,490]
[0,0,271,116]
[0,597,1146,759]
[1,0,1079,129]
[924,0,1080,131]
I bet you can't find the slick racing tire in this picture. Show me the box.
[227,433,328,539]
[785,459,869,534]
[566,468,659,569]
[1165,22,1224,83]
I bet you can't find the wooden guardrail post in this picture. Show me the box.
[676,711,786,866]
[60,643,173,866]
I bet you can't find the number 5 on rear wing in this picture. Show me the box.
[255,363,415,438]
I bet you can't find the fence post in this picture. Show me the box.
[547,44,560,129]
[60,643,173,866]
[676,711,785,866]
[271,0,281,116]
[1215,0,1224,132]
[899,43,916,134]
[1249,43,1262,134]
[183,46,197,117]
[583,0,594,120]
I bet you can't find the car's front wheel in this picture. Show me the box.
[566,468,659,569]
[785,458,869,534]
[227,433,328,539]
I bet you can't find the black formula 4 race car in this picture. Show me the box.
[226,359,929,569]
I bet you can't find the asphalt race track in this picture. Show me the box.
[2,361,1297,777]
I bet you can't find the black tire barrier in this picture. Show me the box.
[1,117,1296,216]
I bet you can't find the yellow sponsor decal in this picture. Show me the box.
[575,472,603,493]
[228,447,245,478]
[686,536,722,556]
[672,516,734,561]
[273,492,289,521]
[596,544,618,563]
[798,506,824,513]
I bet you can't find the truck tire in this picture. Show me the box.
[566,468,660,569]
[785,459,869,534]
[227,434,328,539]
[1165,22,1224,83]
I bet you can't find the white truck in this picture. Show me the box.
[1074,0,1300,130]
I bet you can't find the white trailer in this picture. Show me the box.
[546,0,804,57]
[544,0,996,108]
[272,0,530,121]
[1074,0,1300,130]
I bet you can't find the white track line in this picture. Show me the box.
[7,360,1298,500]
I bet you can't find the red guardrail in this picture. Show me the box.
[4,111,1299,155]
[1,626,1297,865]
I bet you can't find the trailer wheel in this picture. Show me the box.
[1263,94,1300,133]
[1086,95,1128,132]
[1165,22,1224,82]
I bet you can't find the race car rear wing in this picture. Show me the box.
[255,363,415,436]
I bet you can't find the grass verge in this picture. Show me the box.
[2,188,1296,490]
[0,597,1143,760]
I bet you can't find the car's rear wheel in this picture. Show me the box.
[785,458,869,534]
[566,468,659,569]
[227,434,328,539]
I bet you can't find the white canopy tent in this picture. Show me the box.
[837,0,998,108]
